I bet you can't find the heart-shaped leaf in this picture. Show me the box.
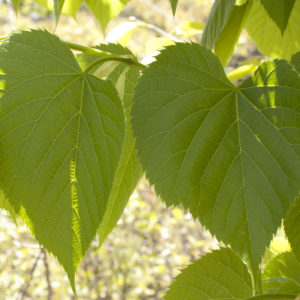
[0,30,125,289]
[132,42,300,284]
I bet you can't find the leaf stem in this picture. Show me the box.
[0,36,147,70]
[63,40,112,56]
[84,56,146,74]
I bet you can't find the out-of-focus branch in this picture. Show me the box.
[19,248,43,300]
[42,247,53,300]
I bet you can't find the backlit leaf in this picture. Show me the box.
[202,0,251,65]
[84,0,130,33]
[245,0,300,59]
[247,295,299,300]
[285,198,300,262]
[284,52,300,263]
[0,30,125,289]
[77,43,142,246]
[12,0,20,12]
[201,0,235,49]
[34,0,82,18]
[132,42,300,284]
[260,0,296,34]
[164,248,253,300]
[54,0,65,24]
[291,52,300,73]
[214,1,252,65]
[169,0,178,15]
[263,252,300,294]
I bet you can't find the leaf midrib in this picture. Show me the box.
[6,76,82,201]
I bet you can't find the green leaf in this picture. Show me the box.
[54,0,66,24]
[284,53,300,264]
[245,0,300,59]
[263,278,300,295]
[164,248,253,300]
[202,0,252,65]
[214,1,252,65]
[169,0,178,15]
[132,43,300,286]
[84,0,130,33]
[201,0,235,50]
[0,30,125,289]
[247,295,298,300]
[260,0,296,35]
[0,192,17,221]
[291,52,300,74]
[12,0,20,12]
[77,43,142,246]
[284,198,300,262]
[263,252,300,294]
[34,0,82,18]
[236,0,248,5]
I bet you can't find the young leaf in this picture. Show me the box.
[263,252,300,294]
[0,30,125,289]
[132,43,300,286]
[84,0,130,33]
[164,248,253,300]
[169,0,178,16]
[260,0,296,35]
[245,0,300,59]
[77,43,142,246]
[201,0,235,49]
[284,198,300,262]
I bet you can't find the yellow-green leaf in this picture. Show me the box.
[132,42,300,287]
[164,248,253,300]
[0,30,125,290]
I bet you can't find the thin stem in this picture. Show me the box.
[63,41,112,57]
[84,56,147,74]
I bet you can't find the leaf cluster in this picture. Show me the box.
[0,0,300,299]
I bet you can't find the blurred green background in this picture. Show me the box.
[0,1,261,299]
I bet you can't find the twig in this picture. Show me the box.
[42,247,53,300]
[19,247,43,300]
